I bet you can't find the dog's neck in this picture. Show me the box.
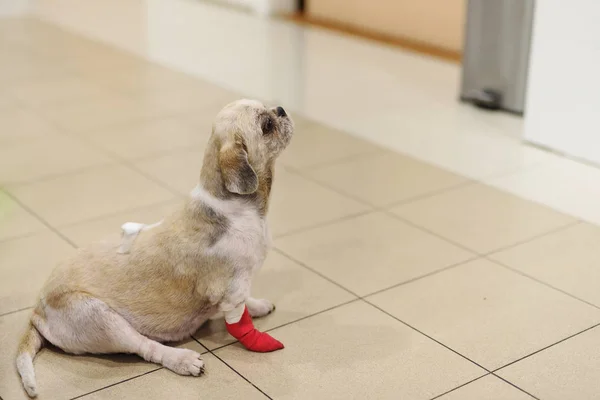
[196,146,273,217]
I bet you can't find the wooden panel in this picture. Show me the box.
[306,0,466,52]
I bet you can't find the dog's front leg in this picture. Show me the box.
[246,297,275,318]
[219,282,283,352]
[245,252,276,318]
[221,302,284,352]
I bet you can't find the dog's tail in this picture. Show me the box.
[16,321,44,398]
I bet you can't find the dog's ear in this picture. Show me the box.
[219,136,258,195]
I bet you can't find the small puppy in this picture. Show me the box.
[15,99,294,397]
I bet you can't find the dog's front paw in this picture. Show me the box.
[246,298,275,318]
[163,348,205,376]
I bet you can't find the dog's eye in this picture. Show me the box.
[262,117,273,134]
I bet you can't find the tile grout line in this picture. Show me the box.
[0,306,34,318]
[69,367,163,400]
[360,255,480,298]
[263,298,361,334]
[491,373,541,400]
[361,298,491,372]
[194,298,361,352]
[1,190,78,248]
[278,158,600,394]
[282,165,377,208]
[273,209,374,240]
[229,247,553,400]
[4,159,116,190]
[5,160,120,189]
[382,209,478,254]
[288,158,479,214]
[428,373,490,400]
[55,127,188,199]
[379,179,477,210]
[383,210,600,311]
[283,147,386,171]
[9,272,590,400]
[489,257,600,311]
[49,344,210,399]
[481,219,582,257]
[206,349,273,400]
[274,244,551,398]
[0,229,43,246]
[273,247,362,298]
[55,198,184,230]
[12,94,206,197]
[492,321,600,373]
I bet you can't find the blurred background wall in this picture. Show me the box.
[305,0,465,56]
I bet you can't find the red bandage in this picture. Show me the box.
[225,306,284,352]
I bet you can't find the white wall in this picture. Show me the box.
[524,0,600,164]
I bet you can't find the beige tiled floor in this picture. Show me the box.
[1,18,600,400]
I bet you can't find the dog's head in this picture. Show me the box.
[208,99,294,195]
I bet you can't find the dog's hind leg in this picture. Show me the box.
[36,292,204,376]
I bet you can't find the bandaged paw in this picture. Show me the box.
[225,305,284,352]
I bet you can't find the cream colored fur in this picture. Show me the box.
[15,99,294,398]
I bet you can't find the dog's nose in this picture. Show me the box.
[275,106,287,117]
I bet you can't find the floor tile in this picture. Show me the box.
[81,353,266,400]
[279,121,383,169]
[182,107,225,132]
[0,106,61,145]
[497,325,600,400]
[85,64,222,95]
[436,375,534,400]
[129,86,240,117]
[58,46,147,76]
[0,18,73,49]
[0,191,49,242]
[275,212,473,296]
[0,134,114,185]
[195,251,356,350]
[0,92,15,109]
[9,76,113,108]
[343,103,550,181]
[216,301,485,400]
[0,232,74,315]
[0,309,206,400]
[0,48,71,87]
[488,156,600,227]
[85,117,210,160]
[37,95,159,133]
[391,183,575,254]
[490,223,600,307]
[367,259,600,370]
[59,200,182,247]
[134,149,206,195]
[307,152,467,207]
[269,169,369,236]
[8,164,176,226]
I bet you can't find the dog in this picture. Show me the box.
[15,99,294,397]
